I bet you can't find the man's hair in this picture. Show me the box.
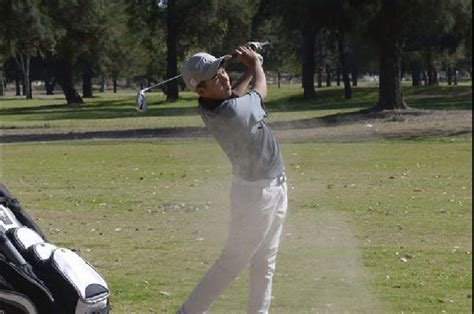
[196,81,207,89]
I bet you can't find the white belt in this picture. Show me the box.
[233,173,286,187]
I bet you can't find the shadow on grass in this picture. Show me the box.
[0,86,471,122]
[0,98,200,120]
[1,108,471,143]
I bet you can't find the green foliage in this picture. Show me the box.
[44,0,112,63]
[1,0,472,101]
[0,0,54,56]
[125,0,255,82]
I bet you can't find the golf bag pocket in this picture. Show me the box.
[36,247,110,314]
[7,227,44,253]
[0,259,55,314]
[30,242,56,265]
[0,204,22,232]
[0,289,38,314]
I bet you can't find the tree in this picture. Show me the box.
[262,0,370,99]
[0,0,54,99]
[0,54,4,96]
[43,0,116,104]
[335,32,352,98]
[100,3,149,93]
[127,0,254,101]
[357,0,467,110]
[252,0,300,88]
[272,0,331,98]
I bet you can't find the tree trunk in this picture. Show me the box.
[336,67,341,86]
[55,59,83,105]
[411,62,422,87]
[336,33,352,99]
[113,78,117,93]
[447,67,452,85]
[15,79,21,96]
[375,40,407,110]
[422,71,428,86]
[82,63,93,98]
[317,66,323,88]
[15,55,32,99]
[301,28,317,99]
[29,79,32,99]
[352,64,358,87]
[0,80,4,96]
[431,68,439,85]
[326,64,331,87]
[454,70,459,85]
[45,77,55,95]
[426,52,438,86]
[166,0,179,101]
[277,71,281,89]
[44,68,55,95]
[100,76,106,92]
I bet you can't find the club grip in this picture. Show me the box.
[0,231,27,266]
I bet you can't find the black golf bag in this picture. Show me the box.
[0,184,110,314]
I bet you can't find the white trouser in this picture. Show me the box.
[179,176,288,314]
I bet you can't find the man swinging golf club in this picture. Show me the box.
[178,46,288,314]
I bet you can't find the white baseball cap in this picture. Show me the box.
[182,53,226,91]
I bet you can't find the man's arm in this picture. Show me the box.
[234,46,267,99]
[232,68,253,97]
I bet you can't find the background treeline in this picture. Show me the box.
[0,0,471,110]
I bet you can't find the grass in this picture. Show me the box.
[1,82,472,130]
[0,84,472,313]
[0,138,471,313]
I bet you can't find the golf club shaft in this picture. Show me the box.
[142,74,183,93]
[141,41,268,93]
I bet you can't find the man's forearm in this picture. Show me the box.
[253,62,267,99]
[232,68,254,96]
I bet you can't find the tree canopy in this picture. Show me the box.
[0,0,471,108]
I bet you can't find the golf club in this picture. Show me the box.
[135,41,271,112]
[156,0,168,9]
[136,74,183,112]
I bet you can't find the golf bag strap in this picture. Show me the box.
[0,184,48,241]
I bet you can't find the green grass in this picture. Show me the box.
[0,138,471,313]
[1,83,472,129]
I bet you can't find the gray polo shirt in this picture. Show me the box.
[198,91,285,181]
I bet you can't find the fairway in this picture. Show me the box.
[1,136,471,313]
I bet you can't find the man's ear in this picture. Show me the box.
[196,87,207,97]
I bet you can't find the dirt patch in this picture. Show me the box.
[0,109,471,143]
[275,109,472,141]
[279,209,383,313]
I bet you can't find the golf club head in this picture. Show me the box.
[136,90,147,112]
[156,0,168,9]
[247,41,270,51]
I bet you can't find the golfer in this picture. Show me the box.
[178,46,288,314]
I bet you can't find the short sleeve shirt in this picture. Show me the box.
[198,91,285,181]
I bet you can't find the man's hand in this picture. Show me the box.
[234,46,261,68]
[233,46,267,99]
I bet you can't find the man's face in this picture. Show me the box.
[196,67,232,100]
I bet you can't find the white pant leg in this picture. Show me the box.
[248,183,288,314]
[180,181,286,314]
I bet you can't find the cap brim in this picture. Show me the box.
[202,56,226,83]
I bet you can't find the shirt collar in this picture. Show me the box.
[199,93,239,111]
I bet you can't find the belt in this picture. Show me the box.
[233,172,287,187]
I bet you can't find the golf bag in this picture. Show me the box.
[0,184,110,314]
